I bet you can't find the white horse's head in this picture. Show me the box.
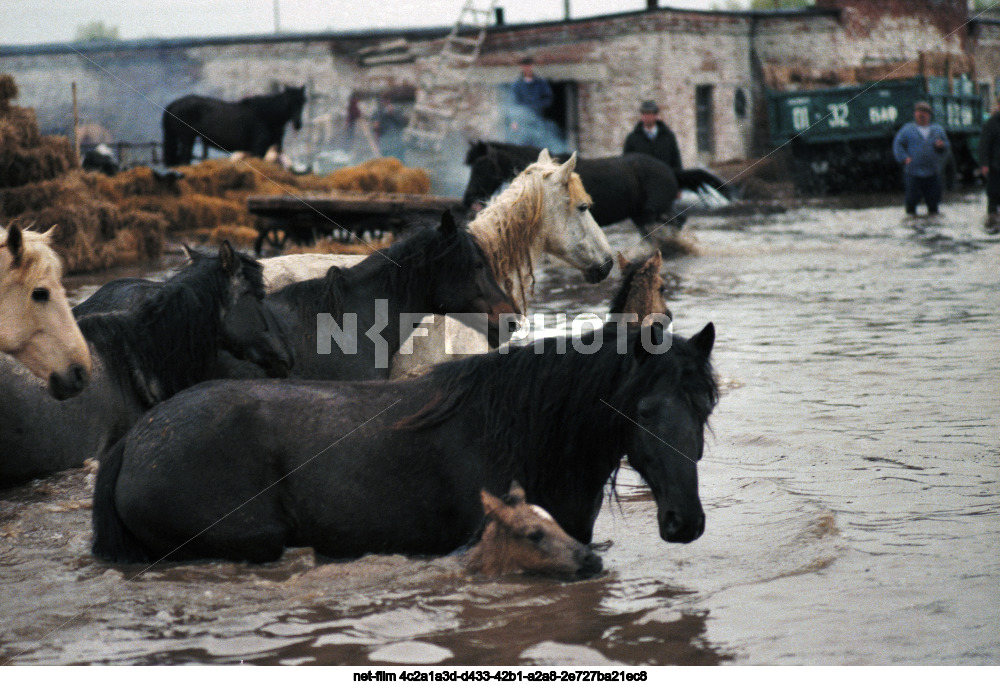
[0,226,91,399]
[468,149,615,310]
[531,149,614,283]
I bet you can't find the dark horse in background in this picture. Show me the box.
[162,85,306,166]
[462,141,732,251]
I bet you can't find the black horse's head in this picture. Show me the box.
[462,155,505,209]
[623,322,717,543]
[284,85,307,131]
[464,140,491,166]
[213,242,294,377]
[430,212,517,331]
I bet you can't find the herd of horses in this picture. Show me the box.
[2,141,719,580]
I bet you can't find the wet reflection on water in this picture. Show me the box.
[2,192,998,664]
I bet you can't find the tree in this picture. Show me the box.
[74,21,120,42]
[972,0,1000,16]
[748,0,813,8]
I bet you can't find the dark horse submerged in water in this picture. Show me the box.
[162,85,306,166]
[92,321,717,564]
[0,243,292,485]
[463,141,731,251]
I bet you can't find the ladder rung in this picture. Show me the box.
[412,103,455,119]
[441,52,478,65]
[447,36,481,48]
[406,127,447,140]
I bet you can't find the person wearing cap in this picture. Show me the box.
[978,95,1000,231]
[506,56,553,146]
[623,100,682,171]
[892,101,951,216]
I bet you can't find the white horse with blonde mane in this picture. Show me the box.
[0,225,91,399]
[261,149,614,378]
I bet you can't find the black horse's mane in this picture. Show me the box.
[77,251,264,406]
[277,224,483,323]
[465,141,561,167]
[465,140,729,198]
[399,324,718,484]
[239,86,305,123]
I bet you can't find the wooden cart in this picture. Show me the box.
[247,191,463,255]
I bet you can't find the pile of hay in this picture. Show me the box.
[0,73,430,271]
[0,74,165,272]
[116,156,425,252]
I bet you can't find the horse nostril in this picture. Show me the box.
[585,263,611,284]
[576,551,603,578]
[70,363,88,387]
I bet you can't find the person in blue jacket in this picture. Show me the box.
[506,56,554,146]
[892,101,951,216]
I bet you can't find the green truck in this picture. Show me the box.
[767,76,984,194]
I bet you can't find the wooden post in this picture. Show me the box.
[71,82,80,162]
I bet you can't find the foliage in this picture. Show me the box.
[74,21,120,42]
[972,0,1000,16]
[747,0,813,8]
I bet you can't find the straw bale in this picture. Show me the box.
[0,74,17,108]
[177,159,257,196]
[188,224,259,249]
[0,106,43,147]
[393,167,431,194]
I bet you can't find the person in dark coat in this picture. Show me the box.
[623,100,682,171]
[979,95,1000,231]
[506,56,554,146]
[373,95,408,162]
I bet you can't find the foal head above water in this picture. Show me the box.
[464,482,603,580]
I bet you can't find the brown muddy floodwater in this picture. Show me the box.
[1,192,998,665]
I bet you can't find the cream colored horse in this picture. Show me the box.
[0,226,91,399]
[261,150,614,378]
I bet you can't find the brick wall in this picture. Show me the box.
[1,2,995,176]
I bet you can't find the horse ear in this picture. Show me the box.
[536,148,552,164]
[644,250,663,272]
[557,152,578,178]
[689,322,715,359]
[181,243,198,262]
[616,253,630,272]
[438,210,457,238]
[218,240,240,276]
[39,224,58,243]
[504,481,527,505]
[5,224,23,265]
[480,489,504,519]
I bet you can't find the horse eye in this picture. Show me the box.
[577,203,590,212]
[526,529,544,544]
[637,399,657,422]
[31,288,50,303]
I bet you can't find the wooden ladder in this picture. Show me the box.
[404,0,498,151]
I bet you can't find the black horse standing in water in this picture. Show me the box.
[162,85,306,166]
[92,321,718,564]
[463,141,730,251]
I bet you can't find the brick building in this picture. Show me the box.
[2,0,998,185]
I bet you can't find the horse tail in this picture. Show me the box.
[91,437,150,563]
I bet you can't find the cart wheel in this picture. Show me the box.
[254,227,287,256]
[265,227,287,250]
